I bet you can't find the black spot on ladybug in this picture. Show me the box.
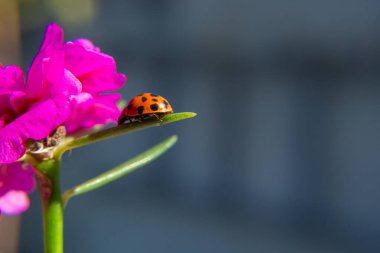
[150,104,159,111]
[127,104,133,111]
[142,97,147,102]
[152,98,158,102]
[137,106,144,114]
[150,93,158,97]
[163,100,169,108]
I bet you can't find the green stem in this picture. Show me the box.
[36,160,63,253]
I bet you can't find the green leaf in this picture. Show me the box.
[62,135,178,207]
[54,112,196,158]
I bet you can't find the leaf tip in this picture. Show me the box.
[168,134,178,146]
[187,112,197,118]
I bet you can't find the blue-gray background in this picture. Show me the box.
[18,0,380,252]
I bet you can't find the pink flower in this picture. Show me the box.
[0,163,35,215]
[0,23,126,163]
[0,23,126,214]
[28,23,126,133]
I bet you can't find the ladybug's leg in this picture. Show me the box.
[128,117,136,126]
[152,114,163,122]
[128,117,137,125]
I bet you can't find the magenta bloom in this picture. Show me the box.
[0,23,126,215]
[0,163,35,215]
[0,23,126,163]
[28,23,126,133]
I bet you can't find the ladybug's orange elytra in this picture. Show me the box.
[118,93,173,124]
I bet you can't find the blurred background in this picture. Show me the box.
[2,0,380,252]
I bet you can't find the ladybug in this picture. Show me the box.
[118,93,173,124]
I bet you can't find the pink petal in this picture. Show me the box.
[0,163,35,196]
[0,190,30,215]
[0,115,11,128]
[70,92,95,111]
[65,94,121,133]
[0,161,35,215]
[0,98,70,163]
[72,39,100,52]
[40,23,64,51]
[63,41,126,94]
[0,91,28,119]
[89,95,122,125]
[0,92,16,117]
[0,65,25,92]
[26,23,64,100]
[9,91,28,115]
